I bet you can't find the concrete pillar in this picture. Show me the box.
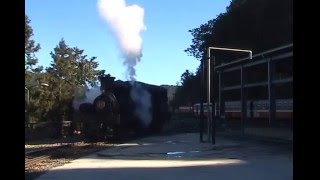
[241,65,247,135]
[268,58,276,125]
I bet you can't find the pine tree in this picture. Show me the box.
[25,15,41,72]
[46,39,103,121]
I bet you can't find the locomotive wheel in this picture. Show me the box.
[100,124,120,142]
[104,125,114,139]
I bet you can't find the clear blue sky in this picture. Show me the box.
[25,0,231,86]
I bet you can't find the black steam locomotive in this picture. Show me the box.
[73,75,170,140]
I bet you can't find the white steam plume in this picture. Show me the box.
[97,0,152,127]
[97,0,146,81]
[130,83,152,127]
[73,87,101,110]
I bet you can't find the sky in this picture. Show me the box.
[25,0,231,86]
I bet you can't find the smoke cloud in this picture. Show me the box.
[130,82,152,127]
[97,0,146,81]
[73,87,101,110]
[97,0,152,127]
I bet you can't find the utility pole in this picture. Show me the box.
[25,82,49,125]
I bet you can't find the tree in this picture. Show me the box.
[171,70,201,111]
[185,0,293,65]
[25,15,41,72]
[25,15,46,123]
[25,15,43,86]
[46,39,103,121]
[24,16,108,125]
[180,0,293,106]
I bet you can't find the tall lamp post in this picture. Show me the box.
[25,82,49,125]
[207,47,252,144]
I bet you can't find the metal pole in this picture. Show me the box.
[200,59,204,142]
[268,59,271,125]
[207,48,211,142]
[27,89,30,125]
[208,47,252,56]
[268,58,276,125]
[218,71,221,119]
[27,89,30,106]
[59,84,61,101]
[212,56,216,144]
[25,83,49,125]
[240,65,246,136]
[206,46,252,143]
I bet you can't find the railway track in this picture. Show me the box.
[25,138,138,180]
[25,143,72,155]
[25,141,116,170]
[25,155,51,167]
[25,144,73,168]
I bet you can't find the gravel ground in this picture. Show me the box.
[25,114,292,179]
[24,114,200,180]
[25,139,117,180]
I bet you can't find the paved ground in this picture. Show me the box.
[36,133,293,180]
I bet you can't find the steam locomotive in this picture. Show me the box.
[73,75,170,140]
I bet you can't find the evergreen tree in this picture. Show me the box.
[185,0,293,65]
[176,0,292,107]
[46,39,102,121]
[25,15,41,72]
[25,15,45,123]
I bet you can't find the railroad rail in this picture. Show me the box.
[25,155,51,167]
[25,143,73,155]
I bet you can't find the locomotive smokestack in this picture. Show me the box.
[100,74,115,92]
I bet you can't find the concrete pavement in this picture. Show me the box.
[36,133,293,180]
